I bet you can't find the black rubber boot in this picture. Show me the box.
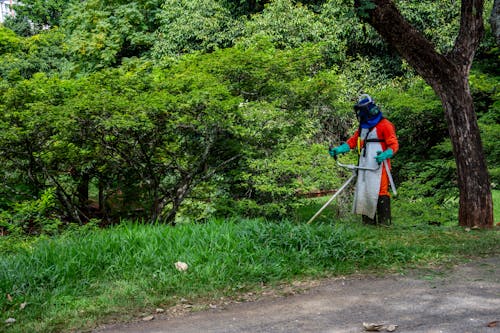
[362,215,377,225]
[377,195,391,225]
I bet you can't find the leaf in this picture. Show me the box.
[385,324,398,332]
[142,315,154,321]
[363,322,384,331]
[362,323,398,332]
[5,318,16,324]
[20,302,27,310]
[7,294,13,302]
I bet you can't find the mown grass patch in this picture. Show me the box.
[1,199,499,332]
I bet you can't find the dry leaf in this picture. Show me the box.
[487,321,498,327]
[465,227,471,232]
[363,322,384,331]
[174,261,188,272]
[155,308,165,313]
[385,324,398,332]
[19,302,27,310]
[5,318,16,324]
[363,322,398,332]
[7,294,13,302]
[142,315,154,321]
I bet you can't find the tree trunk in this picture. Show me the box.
[491,0,500,45]
[77,172,89,208]
[435,76,493,227]
[355,0,493,227]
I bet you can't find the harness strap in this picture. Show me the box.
[362,127,375,157]
[360,117,386,157]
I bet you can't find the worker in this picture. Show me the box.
[329,94,399,225]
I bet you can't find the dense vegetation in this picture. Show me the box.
[0,0,497,232]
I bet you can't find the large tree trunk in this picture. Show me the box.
[355,0,493,227]
[437,77,493,227]
[491,0,500,45]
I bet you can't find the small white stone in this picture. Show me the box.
[174,261,188,272]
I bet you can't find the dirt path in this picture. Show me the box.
[95,256,500,333]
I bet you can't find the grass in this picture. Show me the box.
[0,196,499,332]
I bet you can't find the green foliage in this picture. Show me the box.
[0,26,21,53]
[355,0,376,19]
[376,79,447,162]
[152,0,236,58]
[396,0,460,54]
[5,0,75,35]
[0,28,70,81]
[221,0,270,16]
[214,142,349,219]
[0,0,498,229]
[238,0,331,49]
[470,69,500,184]
[0,188,62,236]
[62,0,161,71]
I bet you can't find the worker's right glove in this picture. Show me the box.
[329,143,350,158]
[375,148,393,164]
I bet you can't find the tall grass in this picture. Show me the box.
[1,202,499,332]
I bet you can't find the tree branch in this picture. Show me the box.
[354,0,482,87]
[451,0,485,72]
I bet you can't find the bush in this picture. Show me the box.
[0,188,62,236]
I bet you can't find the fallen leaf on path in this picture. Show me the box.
[363,322,384,331]
[386,324,398,332]
[142,315,154,321]
[362,322,398,332]
[487,321,498,327]
[156,308,165,313]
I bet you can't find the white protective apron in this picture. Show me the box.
[352,127,383,219]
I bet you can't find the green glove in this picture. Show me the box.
[375,148,393,164]
[329,143,350,158]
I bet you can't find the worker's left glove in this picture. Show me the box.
[375,148,393,164]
